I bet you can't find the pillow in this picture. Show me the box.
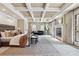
[9,31,14,37]
[5,30,14,37]
[1,32,5,37]
[11,30,17,36]
[5,31,10,37]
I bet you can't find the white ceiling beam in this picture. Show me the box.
[25,3,35,21]
[49,3,74,22]
[25,17,51,19]
[41,3,50,21]
[2,3,26,20]
[49,3,79,22]
[15,7,60,12]
[31,20,49,22]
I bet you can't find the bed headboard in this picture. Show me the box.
[0,24,15,32]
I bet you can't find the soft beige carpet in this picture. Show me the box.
[1,35,79,56]
[0,47,9,54]
[0,35,60,56]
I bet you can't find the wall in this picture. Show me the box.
[63,8,79,45]
[27,19,32,35]
[48,23,53,35]
[17,19,24,33]
[28,22,32,34]
[64,11,74,44]
[0,12,17,27]
[24,19,28,33]
[63,15,67,42]
[50,12,74,44]
[63,8,79,44]
[60,7,79,45]
[48,7,79,45]
[48,21,56,36]
[53,18,64,41]
[52,21,56,37]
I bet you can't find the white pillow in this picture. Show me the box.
[5,30,10,37]
[1,32,5,37]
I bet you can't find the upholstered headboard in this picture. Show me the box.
[0,24,15,32]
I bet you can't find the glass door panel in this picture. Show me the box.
[75,15,79,41]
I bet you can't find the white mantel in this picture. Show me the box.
[55,24,63,41]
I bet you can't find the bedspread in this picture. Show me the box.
[9,34,26,46]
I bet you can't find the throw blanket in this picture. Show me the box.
[9,34,26,45]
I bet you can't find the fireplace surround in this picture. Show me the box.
[55,25,63,41]
[56,28,62,37]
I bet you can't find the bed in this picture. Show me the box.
[0,34,27,48]
[10,34,27,47]
[0,24,28,48]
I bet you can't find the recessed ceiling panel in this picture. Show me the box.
[33,11,42,17]
[12,3,26,7]
[21,11,31,18]
[31,3,45,8]
[12,3,27,10]
[44,11,56,18]
[49,3,64,8]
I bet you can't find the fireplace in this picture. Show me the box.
[56,28,62,37]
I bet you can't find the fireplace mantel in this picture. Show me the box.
[55,24,63,41]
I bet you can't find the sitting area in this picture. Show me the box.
[32,31,44,35]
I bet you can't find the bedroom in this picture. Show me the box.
[0,4,29,48]
[1,3,79,56]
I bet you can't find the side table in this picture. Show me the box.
[31,35,38,44]
[0,38,1,47]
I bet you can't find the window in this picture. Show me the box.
[32,24,36,31]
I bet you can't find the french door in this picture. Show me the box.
[75,15,79,42]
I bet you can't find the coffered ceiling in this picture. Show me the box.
[0,3,78,22]
[11,3,64,22]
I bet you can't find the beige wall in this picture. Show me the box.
[28,19,32,35]
[63,7,79,44]
[49,11,74,44]
[48,23,53,35]
[17,19,24,33]
[24,19,28,33]
[64,11,74,44]
[74,8,79,15]
[0,13,17,27]
[62,7,79,45]
[63,15,67,42]
[28,22,32,33]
